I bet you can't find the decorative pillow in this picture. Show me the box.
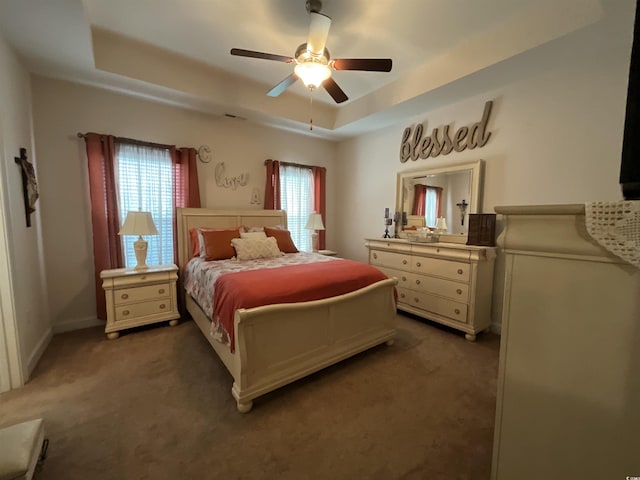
[239,225,265,233]
[264,226,299,253]
[240,231,268,240]
[189,227,225,258]
[200,229,241,261]
[197,227,240,258]
[231,237,282,261]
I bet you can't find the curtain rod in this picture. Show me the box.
[264,159,314,169]
[76,132,173,150]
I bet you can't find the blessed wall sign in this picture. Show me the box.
[399,100,493,163]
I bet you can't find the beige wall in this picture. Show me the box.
[334,0,634,331]
[0,34,51,387]
[31,78,337,331]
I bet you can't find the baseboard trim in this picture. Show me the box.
[490,323,502,335]
[52,316,103,334]
[26,327,52,376]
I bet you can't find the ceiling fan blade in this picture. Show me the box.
[307,12,331,56]
[332,58,393,72]
[267,73,299,97]
[230,48,294,63]
[323,77,348,104]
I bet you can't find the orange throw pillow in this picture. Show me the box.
[264,226,299,253]
[200,229,241,260]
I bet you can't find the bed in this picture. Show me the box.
[176,208,397,412]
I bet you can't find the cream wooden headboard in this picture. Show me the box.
[176,208,287,271]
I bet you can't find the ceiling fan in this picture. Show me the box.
[230,0,392,104]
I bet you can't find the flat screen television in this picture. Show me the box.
[620,0,640,200]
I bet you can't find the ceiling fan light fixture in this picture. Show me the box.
[294,61,331,89]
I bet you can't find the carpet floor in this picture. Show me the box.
[0,313,500,480]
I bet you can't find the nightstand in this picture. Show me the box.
[100,264,180,339]
[317,249,337,256]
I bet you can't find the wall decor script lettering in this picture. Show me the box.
[399,101,493,163]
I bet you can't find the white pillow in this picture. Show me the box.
[231,237,282,261]
[240,231,267,240]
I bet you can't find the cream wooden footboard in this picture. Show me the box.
[177,208,397,412]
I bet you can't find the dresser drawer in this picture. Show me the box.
[370,250,411,270]
[114,283,171,305]
[403,289,468,323]
[412,257,470,282]
[111,271,171,288]
[407,273,469,302]
[375,266,412,289]
[115,299,174,322]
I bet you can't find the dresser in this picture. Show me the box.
[491,204,640,480]
[365,238,495,341]
[101,264,180,339]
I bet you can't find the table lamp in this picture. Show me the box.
[118,211,158,269]
[435,217,448,235]
[305,212,325,252]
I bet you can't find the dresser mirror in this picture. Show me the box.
[396,160,483,243]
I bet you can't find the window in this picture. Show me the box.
[279,164,314,252]
[425,186,439,228]
[115,142,174,267]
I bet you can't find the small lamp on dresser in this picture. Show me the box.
[305,212,325,252]
[118,211,158,269]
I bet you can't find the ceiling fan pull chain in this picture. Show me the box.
[309,89,313,130]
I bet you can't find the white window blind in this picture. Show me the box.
[425,187,438,228]
[115,142,174,268]
[280,164,314,252]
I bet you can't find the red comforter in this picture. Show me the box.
[213,259,389,352]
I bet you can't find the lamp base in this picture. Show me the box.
[310,231,319,252]
[133,236,149,269]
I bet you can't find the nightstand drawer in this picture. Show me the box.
[111,271,171,288]
[115,299,174,321]
[114,283,171,305]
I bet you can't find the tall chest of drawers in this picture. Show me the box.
[101,264,180,339]
[365,239,495,341]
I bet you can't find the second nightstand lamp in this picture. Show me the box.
[305,212,325,252]
[119,211,158,269]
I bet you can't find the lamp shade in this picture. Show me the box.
[118,211,158,236]
[305,213,325,231]
[435,217,448,233]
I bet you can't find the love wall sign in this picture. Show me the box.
[399,101,493,163]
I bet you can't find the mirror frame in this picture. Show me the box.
[395,159,484,243]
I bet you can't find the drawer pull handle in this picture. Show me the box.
[415,279,421,285]
[401,276,406,282]
[400,293,405,298]
[121,293,129,300]
[159,304,166,309]
[416,262,421,267]
[402,260,407,265]
[140,275,147,280]
[158,288,165,294]
[456,289,462,295]
[457,269,463,275]
[373,253,378,259]
[414,298,419,303]
[436,248,440,253]
[454,308,460,315]
[122,310,130,316]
